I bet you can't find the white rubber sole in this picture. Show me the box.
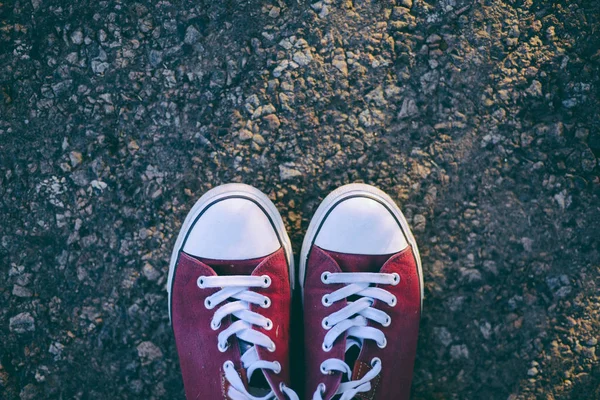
[167,183,295,321]
[299,183,424,308]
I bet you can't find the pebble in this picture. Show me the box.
[526,80,543,97]
[269,6,281,18]
[184,25,201,45]
[238,129,254,141]
[412,214,426,232]
[434,326,453,347]
[12,285,33,297]
[71,30,83,45]
[142,263,161,281]
[136,341,163,363]
[293,51,312,67]
[263,114,281,130]
[398,98,418,119]
[400,0,413,8]
[332,55,348,75]
[450,344,469,360]
[69,151,83,167]
[279,165,303,180]
[9,312,35,333]
[91,60,109,75]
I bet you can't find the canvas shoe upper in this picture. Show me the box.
[168,184,298,400]
[300,184,423,400]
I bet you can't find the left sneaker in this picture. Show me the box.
[300,184,423,400]
[167,183,298,400]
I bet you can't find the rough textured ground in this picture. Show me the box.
[1,0,599,399]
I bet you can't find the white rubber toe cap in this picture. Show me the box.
[182,197,280,260]
[314,196,408,255]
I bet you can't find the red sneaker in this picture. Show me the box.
[300,184,423,400]
[168,184,298,400]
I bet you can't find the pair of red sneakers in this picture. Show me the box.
[168,183,423,400]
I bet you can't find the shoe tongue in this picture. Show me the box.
[193,254,271,275]
[320,248,392,273]
[239,339,271,394]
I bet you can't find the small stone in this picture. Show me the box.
[460,268,482,283]
[71,30,83,45]
[581,347,596,360]
[252,134,266,145]
[273,60,289,77]
[149,50,163,67]
[91,180,107,191]
[19,384,39,400]
[142,263,160,281]
[9,312,35,333]
[293,51,312,67]
[520,237,534,252]
[128,140,140,152]
[238,129,254,141]
[91,60,109,75]
[581,148,597,172]
[269,6,281,18]
[137,341,163,363]
[398,98,418,119]
[400,0,413,8]
[426,34,442,44]
[279,165,303,180]
[483,260,498,275]
[526,80,543,97]
[263,114,281,130]
[527,367,539,376]
[554,190,571,209]
[184,26,201,45]
[49,342,65,357]
[12,285,33,298]
[480,322,492,339]
[69,151,83,167]
[434,327,453,347]
[450,344,469,360]
[332,56,348,75]
[412,214,426,232]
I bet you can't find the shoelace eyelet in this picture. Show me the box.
[317,383,326,395]
[218,342,229,352]
[391,272,400,285]
[273,361,282,374]
[321,295,331,307]
[223,360,234,370]
[204,298,215,309]
[262,297,272,308]
[267,342,276,352]
[321,318,331,330]
[321,271,330,284]
[371,357,381,367]
[211,320,221,330]
[382,316,391,327]
[377,337,387,349]
[322,342,332,352]
[261,275,272,288]
[197,276,207,288]
[320,364,331,375]
[264,318,273,331]
[388,295,397,307]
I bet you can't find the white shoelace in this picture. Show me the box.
[198,275,298,400]
[312,271,400,400]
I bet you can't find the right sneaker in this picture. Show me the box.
[168,183,298,400]
[300,184,423,400]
